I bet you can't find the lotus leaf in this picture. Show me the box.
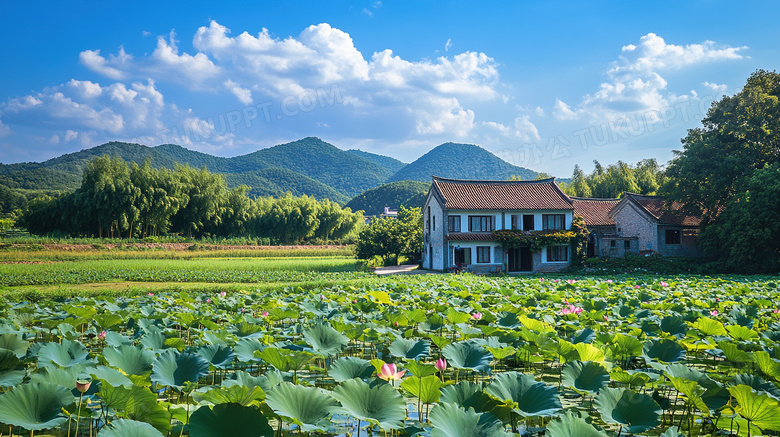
[442,340,493,372]
[429,402,510,437]
[485,371,561,417]
[594,387,661,434]
[97,419,165,437]
[189,403,274,437]
[0,382,74,430]
[265,382,338,432]
[561,360,609,394]
[546,411,608,437]
[329,356,375,382]
[389,338,430,360]
[331,378,407,430]
[103,346,155,376]
[151,350,210,388]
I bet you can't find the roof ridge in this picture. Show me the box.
[570,196,621,201]
[432,175,556,184]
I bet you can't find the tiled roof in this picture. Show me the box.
[623,193,703,227]
[432,176,573,210]
[571,197,621,226]
[446,233,496,241]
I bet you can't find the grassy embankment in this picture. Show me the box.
[0,244,379,301]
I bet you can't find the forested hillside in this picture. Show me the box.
[387,142,537,182]
[345,180,429,216]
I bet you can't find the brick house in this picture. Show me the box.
[422,177,703,273]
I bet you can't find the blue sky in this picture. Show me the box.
[1,1,777,177]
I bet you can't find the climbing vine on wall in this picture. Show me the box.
[492,229,577,252]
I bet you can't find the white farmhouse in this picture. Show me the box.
[422,176,703,273]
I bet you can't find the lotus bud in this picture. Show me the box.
[76,379,91,393]
[262,311,269,317]
[471,312,482,320]
[435,358,447,371]
[98,330,106,340]
[220,291,227,297]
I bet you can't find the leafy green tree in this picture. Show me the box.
[698,163,780,272]
[79,156,140,238]
[569,165,592,198]
[170,165,228,237]
[663,70,780,223]
[355,206,421,265]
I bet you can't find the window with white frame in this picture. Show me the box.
[447,216,461,232]
[476,246,491,263]
[469,216,493,232]
[547,245,568,262]
[542,214,565,230]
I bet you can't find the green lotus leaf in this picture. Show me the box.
[97,419,165,437]
[389,338,430,360]
[0,382,74,430]
[404,360,437,378]
[660,426,681,437]
[440,381,498,413]
[90,365,133,388]
[331,378,407,430]
[610,369,650,388]
[302,323,349,357]
[234,338,265,364]
[571,327,596,344]
[665,363,719,389]
[732,374,780,399]
[594,387,661,434]
[496,312,520,329]
[265,382,338,432]
[98,382,171,433]
[729,384,780,431]
[104,331,134,347]
[727,325,758,341]
[102,346,155,376]
[0,333,29,358]
[222,370,265,389]
[140,330,167,351]
[189,403,274,437]
[669,377,709,415]
[643,339,685,363]
[446,308,471,325]
[151,350,210,389]
[0,369,26,388]
[546,411,608,437]
[193,384,265,406]
[691,317,727,336]
[231,322,264,339]
[401,375,443,404]
[561,360,609,394]
[660,316,688,337]
[442,340,493,373]
[30,365,97,395]
[0,347,19,372]
[429,402,510,437]
[197,344,236,369]
[37,339,92,368]
[485,371,561,417]
[751,351,780,381]
[608,334,643,361]
[329,356,375,382]
[718,341,752,364]
[572,343,606,364]
[93,312,124,331]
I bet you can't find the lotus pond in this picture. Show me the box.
[1,274,780,437]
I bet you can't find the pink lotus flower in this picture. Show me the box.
[378,363,405,381]
[148,292,154,296]
[716,298,720,302]
[320,294,325,300]
[561,304,583,316]
[606,280,613,284]
[635,285,641,289]
[352,300,357,303]
[435,358,447,371]
[471,312,483,320]
[261,311,269,317]
[567,279,577,284]
[539,278,545,282]
[710,310,718,316]
[774,309,779,314]
[603,315,609,322]
[98,330,106,340]
[220,291,227,297]
[394,322,399,327]
[206,298,212,303]
[659,281,669,287]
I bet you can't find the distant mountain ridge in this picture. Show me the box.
[0,138,538,206]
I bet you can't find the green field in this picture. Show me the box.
[1,247,779,436]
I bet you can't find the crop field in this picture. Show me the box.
[1,264,780,437]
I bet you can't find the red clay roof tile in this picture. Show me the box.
[571,197,621,226]
[432,176,573,210]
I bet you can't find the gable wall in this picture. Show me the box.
[613,202,658,252]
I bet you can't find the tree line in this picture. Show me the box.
[18,156,363,244]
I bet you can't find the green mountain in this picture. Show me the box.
[226,168,348,203]
[230,137,393,197]
[345,149,407,174]
[386,142,537,182]
[345,180,430,216]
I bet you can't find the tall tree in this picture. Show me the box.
[663,69,780,223]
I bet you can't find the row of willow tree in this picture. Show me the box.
[19,156,362,243]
